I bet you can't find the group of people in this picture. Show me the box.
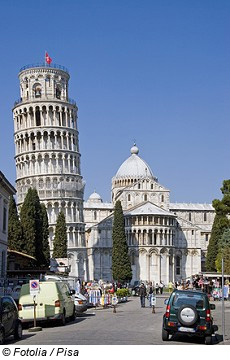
[139,281,165,308]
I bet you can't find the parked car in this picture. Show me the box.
[18,281,75,326]
[0,295,22,344]
[162,289,218,344]
[74,293,88,314]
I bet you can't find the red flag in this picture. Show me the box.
[45,52,52,64]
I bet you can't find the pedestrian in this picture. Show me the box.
[147,282,154,307]
[139,283,147,307]
[159,281,164,294]
[168,281,173,293]
[155,283,159,294]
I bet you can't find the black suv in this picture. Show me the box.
[162,289,218,345]
[0,296,23,344]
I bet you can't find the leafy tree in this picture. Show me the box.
[52,211,67,258]
[112,201,132,283]
[20,188,43,266]
[215,229,230,273]
[41,203,50,267]
[8,195,23,251]
[206,180,230,271]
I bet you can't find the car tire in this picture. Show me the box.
[178,304,198,326]
[0,328,5,345]
[70,308,75,322]
[162,327,169,341]
[59,310,66,326]
[205,336,213,345]
[14,321,23,340]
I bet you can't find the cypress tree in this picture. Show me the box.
[8,195,23,251]
[52,211,67,258]
[41,203,50,267]
[206,180,230,271]
[112,201,132,283]
[20,188,43,265]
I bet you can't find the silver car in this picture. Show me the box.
[74,293,88,314]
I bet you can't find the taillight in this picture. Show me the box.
[78,300,83,304]
[198,325,207,331]
[165,305,171,318]
[18,304,22,311]
[55,300,61,307]
[206,309,211,322]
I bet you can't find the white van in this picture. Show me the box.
[18,281,75,325]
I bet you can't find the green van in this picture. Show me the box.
[18,281,75,326]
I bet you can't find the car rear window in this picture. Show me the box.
[172,293,205,309]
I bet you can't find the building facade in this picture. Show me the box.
[84,145,215,284]
[13,63,87,279]
[0,171,16,283]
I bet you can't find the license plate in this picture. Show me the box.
[178,327,195,333]
[23,305,34,310]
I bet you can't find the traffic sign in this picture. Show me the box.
[30,280,40,296]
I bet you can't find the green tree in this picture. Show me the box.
[8,195,23,251]
[41,203,50,267]
[206,180,230,271]
[215,228,230,273]
[20,188,43,266]
[112,201,132,283]
[52,211,67,258]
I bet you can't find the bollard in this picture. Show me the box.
[152,305,155,313]
[113,305,116,313]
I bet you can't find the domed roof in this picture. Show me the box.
[115,144,155,179]
[88,191,103,203]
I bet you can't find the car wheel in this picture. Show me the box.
[60,311,66,326]
[70,308,75,322]
[162,327,169,341]
[0,328,5,345]
[14,321,23,340]
[205,336,213,345]
[178,304,198,326]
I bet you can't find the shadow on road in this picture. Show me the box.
[169,332,223,345]
[4,333,36,345]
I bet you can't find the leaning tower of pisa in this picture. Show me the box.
[13,62,88,280]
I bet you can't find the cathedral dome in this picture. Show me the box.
[88,191,103,203]
[114,144,155,179]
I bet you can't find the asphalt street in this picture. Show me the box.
[4,295,230,346]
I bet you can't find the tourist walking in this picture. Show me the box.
[139,283,147,307]
[159,281,164,294]
[147,282,154,307]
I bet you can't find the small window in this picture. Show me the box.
[205,234,209,242]
[192,230,194,235]
[138,183,141,189]
[161,195,164,202]
[144,194,147,201]
[176,256,181,275]
[56,86,61,99]
[94,211,97,220]
[3,207,7,232]
[151,184,153,189]
[189,213,191,222]
[128,194,131,201]
[204,212,207,222]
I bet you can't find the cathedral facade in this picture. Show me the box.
[84,144,215,284]
[13,62,215,285]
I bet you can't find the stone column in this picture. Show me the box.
[166,255,170,285]
[146,254,150,282]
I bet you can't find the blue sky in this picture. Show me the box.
[0,0,229,204]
